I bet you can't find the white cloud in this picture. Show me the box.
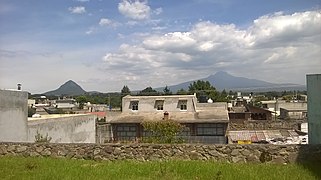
[248,11,321,48]
[153,8,162,15]
[99,18,120,27]
[85,27,95,35]
[68,6,86,14]
[118,0,151,20]
[101,10,321,87]
[99,18,112,26]
[75,0,90,2]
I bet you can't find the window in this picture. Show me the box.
[154,100,164,110]
[179,126,191,136]
[196,123,225,136]
[178,100,187,110]
[130,101,138,111]
[115,124,137,141]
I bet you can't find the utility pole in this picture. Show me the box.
[108,93,111,111]
[274,96,278,121]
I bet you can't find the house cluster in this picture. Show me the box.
[102,92,308,145]
[28,96,107,119]
[2,88,308,145]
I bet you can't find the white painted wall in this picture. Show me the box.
[27,114,96,143]
[0,90,28,142]
[122,94,197,113]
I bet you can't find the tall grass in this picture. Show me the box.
[0,156,319,180]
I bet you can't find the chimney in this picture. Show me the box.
[17,83,21,90]
[163,111,169,120]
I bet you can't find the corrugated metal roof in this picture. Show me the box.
[228,130,299,142]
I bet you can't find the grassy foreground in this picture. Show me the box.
[0,156,320,180]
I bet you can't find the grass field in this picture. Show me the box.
[0,156,320,180]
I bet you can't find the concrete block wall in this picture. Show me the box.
[28,114,96,143]
[0,90,28,142]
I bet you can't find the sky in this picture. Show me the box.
[0,0,320,94]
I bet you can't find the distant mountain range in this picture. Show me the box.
[157,71,305,92]
[44,80,86,96]
[42,72,306,96]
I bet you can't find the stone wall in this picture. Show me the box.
[229,120,305,130]
[0,142,320,164]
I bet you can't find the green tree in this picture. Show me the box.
[28,107,36,117]
[75,95,87,109]
[163,85,172,95]
[139,87,159,96]
[215,89,229,102]
[253,95,268,107]
[282,95,293,102]
[177,88,188,95]
[188,80,218,102]
[141,120,184,143]
[121,85,131,95]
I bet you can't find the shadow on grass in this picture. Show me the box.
[297,145,321,179]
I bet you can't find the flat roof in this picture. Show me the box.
[106,111,229,124]
[28,114,95,121]
[280,107,307,111]
[123,94,196,99]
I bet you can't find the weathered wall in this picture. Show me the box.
[229,120,305,130]
[27,114,96,143]
[0,142,320,164]
[307,74,321,144]
[0,90,28,142]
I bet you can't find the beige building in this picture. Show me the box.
[106,94,229,144]
[279,107,307,120]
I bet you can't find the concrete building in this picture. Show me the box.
[85,103,108,112]
[228,105,272,122]
[279,107,307,120]
[307,74,321,144]
[28,114,96,143]
[261,100,307,116]
[55,99,77,109]
[28,99,36,107]
[0,89,28,142]
[107,94,229,144]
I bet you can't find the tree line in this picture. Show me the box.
[72,81,306,109]
[73,80,233,108]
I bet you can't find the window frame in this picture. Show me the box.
[130,101,139,111]
[178,100,187,111]
[155,100,164,111]
[196,123,226,136]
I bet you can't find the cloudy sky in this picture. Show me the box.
[0,0,320,93]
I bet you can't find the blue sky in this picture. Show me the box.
[0,0,320,93]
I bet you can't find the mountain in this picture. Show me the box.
[158,71,305,92]
[204,71,275,89]
[44,80,86,96]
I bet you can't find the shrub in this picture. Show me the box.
[35,130,52,143]
[28,107,36,117]
[141,120,184,144]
